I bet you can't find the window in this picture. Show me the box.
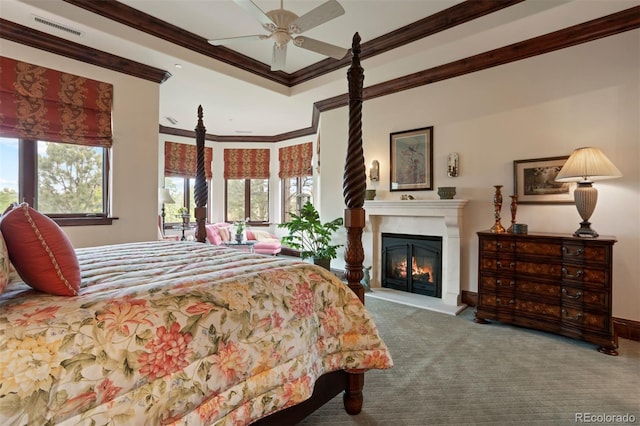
[163,177,196,224]
[0,57,114,225]
[226,178,269,223]
[223,148,270,223]
[282,175,313,222]
[0,138,19,208]
[0,137,109,220]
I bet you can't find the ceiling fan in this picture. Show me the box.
[208,0,348,71]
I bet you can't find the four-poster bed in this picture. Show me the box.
[0,34,389,425]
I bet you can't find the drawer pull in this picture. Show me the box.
[497,261,515,270]
[562,288,583,299]
[497,279,514,288]
[562,246,584,257]
[562,267,584,279]
[496,298,515,305]
[562,309,583,321]
[496,242,515,250]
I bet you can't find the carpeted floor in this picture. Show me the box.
[299,297,640,425]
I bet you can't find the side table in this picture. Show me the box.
[222,241,256,253]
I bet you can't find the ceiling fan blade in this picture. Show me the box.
[271,43,287,71]
[289,0,345,34]
[233,0,277,31]
[293,36,348,60]
[208,34,267,46]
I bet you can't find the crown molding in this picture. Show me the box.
[0,18,171,84]
[62,0,524,87]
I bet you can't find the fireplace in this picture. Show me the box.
[382,233,442,298]
[364,199,468,309]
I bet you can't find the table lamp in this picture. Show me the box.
[555,147,622,238]
[159,188,175,231]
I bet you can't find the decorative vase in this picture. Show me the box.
[365,189,377,200]
[313,258,331,271]
[490,185,505,233]
[235,233,243,243]
[437,186,456,199]
[507,195,518,233]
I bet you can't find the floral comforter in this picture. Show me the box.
[0,241,392,425]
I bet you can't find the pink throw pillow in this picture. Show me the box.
[0,203,80,296]
[218,226,231,242]
[205,224,222,245]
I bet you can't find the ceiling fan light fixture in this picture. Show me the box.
[209,0,348,71]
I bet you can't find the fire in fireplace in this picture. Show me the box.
[382,233,442,297]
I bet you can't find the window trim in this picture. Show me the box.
[15,138,112,225]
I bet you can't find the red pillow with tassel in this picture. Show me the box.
[0,203,80,296]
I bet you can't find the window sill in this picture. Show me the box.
[52,216,119,227]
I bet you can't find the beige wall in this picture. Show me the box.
[4,30,637,320]
[2,40,161,247]
[319,31,640,321]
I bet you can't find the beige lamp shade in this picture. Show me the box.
[159,188,175,204]
[555,147,622,182]
[555,147,621,238]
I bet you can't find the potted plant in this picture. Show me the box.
[278,201,344,270]
[234,219,247,243]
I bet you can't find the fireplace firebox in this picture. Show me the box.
[382,233,442,298]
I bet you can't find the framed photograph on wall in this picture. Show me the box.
[390,126,433,191]
[513,156,574,204]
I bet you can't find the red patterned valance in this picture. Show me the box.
[224,148,270,179]
[279,142,312,178]
[0,56,113,147]
[165,142,213,179]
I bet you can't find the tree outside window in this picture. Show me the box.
[226,178,269,223]
[282,175,313,222]
[0,138,107,217]
[163,177,196,225]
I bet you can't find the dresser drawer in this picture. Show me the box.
[481,238,515,253]
[515,299,561,320]
[480,257,516,273]
[561,286,608,310]
[562,243,610,264]
[561,307,609,332]
[480,275,515,292]
[561,265,608,287]
[516,261,561,278]
[517,241,562,257]
[480,293,516,310]
[517,279,560,299]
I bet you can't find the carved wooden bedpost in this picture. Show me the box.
[343,32,366,415]
[343,33,366,303]
[194,105,208,243]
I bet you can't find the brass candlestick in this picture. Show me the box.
[507,195,518,233]
[490,185,506,233]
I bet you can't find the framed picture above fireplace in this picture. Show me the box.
[513,156,574,204]
[390,126,433,191]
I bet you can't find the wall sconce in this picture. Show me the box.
[369,160,380,182]
[447,152,459,177]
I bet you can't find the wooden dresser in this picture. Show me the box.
[475,231,617,355]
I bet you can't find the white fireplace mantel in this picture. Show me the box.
[364,199,468,310]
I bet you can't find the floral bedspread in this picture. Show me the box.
[0,241,392,425]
